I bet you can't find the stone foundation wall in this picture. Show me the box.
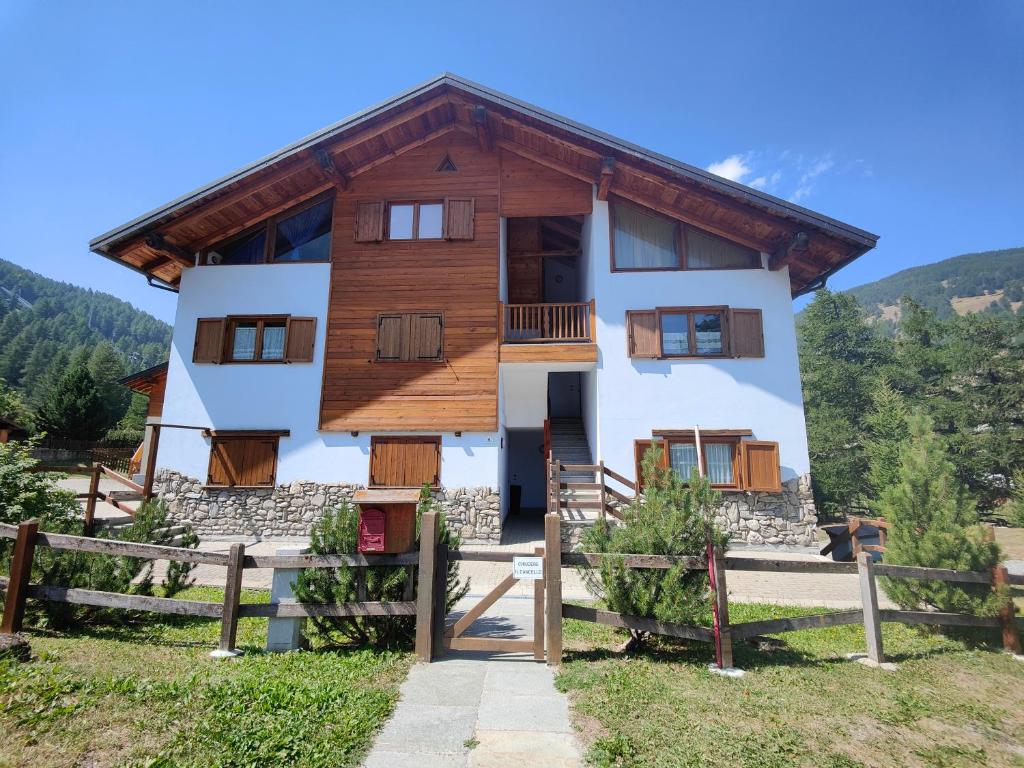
[560,474,817,550]
[153,470,502,544]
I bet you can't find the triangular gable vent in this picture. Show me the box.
[436,154,458,172]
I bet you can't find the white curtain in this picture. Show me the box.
[686,226,760,269]
[262,324,286,360]
[660,313,689,355]
[704,443,734,484]
[232,324,257,360]
[613,202,678,268]
[669,443,699,481]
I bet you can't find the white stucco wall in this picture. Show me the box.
[157,263,499,487]
[588,193,811,483]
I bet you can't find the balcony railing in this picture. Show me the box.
[500,300,595,343]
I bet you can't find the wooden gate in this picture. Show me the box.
[439,547,546,660]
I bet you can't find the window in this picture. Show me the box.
[193,316,316,364]
[370,436,441,487]
[375,312,444,362]
[634,432,781,491]
[610,197,762,271]
[354,198,475,242]
[206,431,288,488]
[627,307,763,359]
[388,202,443,240]
[204,193,334,265]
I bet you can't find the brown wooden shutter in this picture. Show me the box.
[730,308,764,358]
[443,197,475,240]
[376,315,404,361]
[208,439,245,486]
[194,318,226,364]
[242,438,278,486]
[626,311,660,358]
[410,313,443,361]
[370,437,441,487]
[354,201,385,242]
[285,317,317,362]
[739,440,781,492]
[634,439,661,490]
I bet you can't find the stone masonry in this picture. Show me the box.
[153,470,502,544]
[560,474,817,550]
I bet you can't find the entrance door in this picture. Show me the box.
[548,372,581,418]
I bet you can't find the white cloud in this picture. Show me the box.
[790,155,834,202]
[707,154,753,182]
[750,170,781,191]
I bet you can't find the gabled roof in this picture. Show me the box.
[119,361,168,393]
[90,73,877,295]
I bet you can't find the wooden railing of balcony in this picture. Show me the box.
[499,300,595,343]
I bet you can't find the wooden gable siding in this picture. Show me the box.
[320,131,500,432]
[146,369,167,419]
[499,149,592,217]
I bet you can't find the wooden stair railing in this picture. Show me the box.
[548,457,636,522]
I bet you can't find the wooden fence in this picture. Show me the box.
[33,463,146,536]
[0,517,431,657]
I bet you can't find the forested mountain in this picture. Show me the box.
[0,258,170,437]
[843,247,1024,321]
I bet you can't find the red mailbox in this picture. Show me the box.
[358,507,387,553]
[353,489,419,554]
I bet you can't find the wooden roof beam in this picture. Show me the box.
[315,149,349,189]
[142,234,195,268]
[596,157,615,201]
[472,105,493,152]
[770,232,810,271]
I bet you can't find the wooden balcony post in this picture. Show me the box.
[497,300,504,343]
[589,298,596,342]
[1,520,39,635]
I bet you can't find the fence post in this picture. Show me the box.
[857,551,884,664]
[534,545,546,661]
[992,564,1022,655]
[711,545,733,669]
[544,512,563,665]
[432,536,448,653]
[0,520,39,635]
[415,511,439,662]
[84,464,101,537]
[142,423,161,500]
[213,542,245,657]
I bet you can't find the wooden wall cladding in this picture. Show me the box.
[320,131,500,432]
[499,149,593,218]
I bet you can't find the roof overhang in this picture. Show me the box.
[119,362,168,394]
[90,73,877,295]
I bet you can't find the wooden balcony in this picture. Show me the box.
[499,300,597,363]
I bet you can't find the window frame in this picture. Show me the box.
[608,196,763,273]
[656,306,730,359]
[374,311,445,363]
[205,430,286,489]
[220,315,285,364]
[386,200,445,241]
[636,435,744,491]
[202,191,335,266]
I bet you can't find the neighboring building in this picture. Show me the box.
[94,75,877,547]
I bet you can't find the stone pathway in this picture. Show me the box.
[363,595,581,768]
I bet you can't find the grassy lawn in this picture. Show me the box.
[0,586,412,768]
[558,603,1024,768]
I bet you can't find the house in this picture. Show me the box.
[94,74,877,547]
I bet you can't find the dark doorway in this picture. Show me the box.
[548,372,581,418]
[507,428,546,514]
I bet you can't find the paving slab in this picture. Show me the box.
[372,702,477,754]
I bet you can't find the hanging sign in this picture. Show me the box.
[512,556,544,580]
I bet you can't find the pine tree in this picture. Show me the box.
[88,341,129,430]
[863,379,910,505]
[33,364,107,440]
[880,412,1001,615]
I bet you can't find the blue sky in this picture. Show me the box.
[1,1,1021,324]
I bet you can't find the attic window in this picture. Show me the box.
[436,154,458,172]
[204,192,334,265]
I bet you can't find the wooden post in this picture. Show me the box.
[711,545,734,669]
[214,542,245,657]
[857,551,884,664]
[534,545,546,661]
[415,511,439,661]
[498,300,504,343]
[598,460,607,522]
[588,298,596,341]
[992,565,1022,654]
[544,512,563,665]
[0,520,39,635]
[84,464,101,537]
[142,423,161,500]
[851,518,863,560]
[432,538,448,653]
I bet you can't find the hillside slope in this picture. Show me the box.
[0,258,171,394]
[844,246,1024,320]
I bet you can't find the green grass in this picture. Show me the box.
[0,586,412,768]
[558,603,1024,768]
